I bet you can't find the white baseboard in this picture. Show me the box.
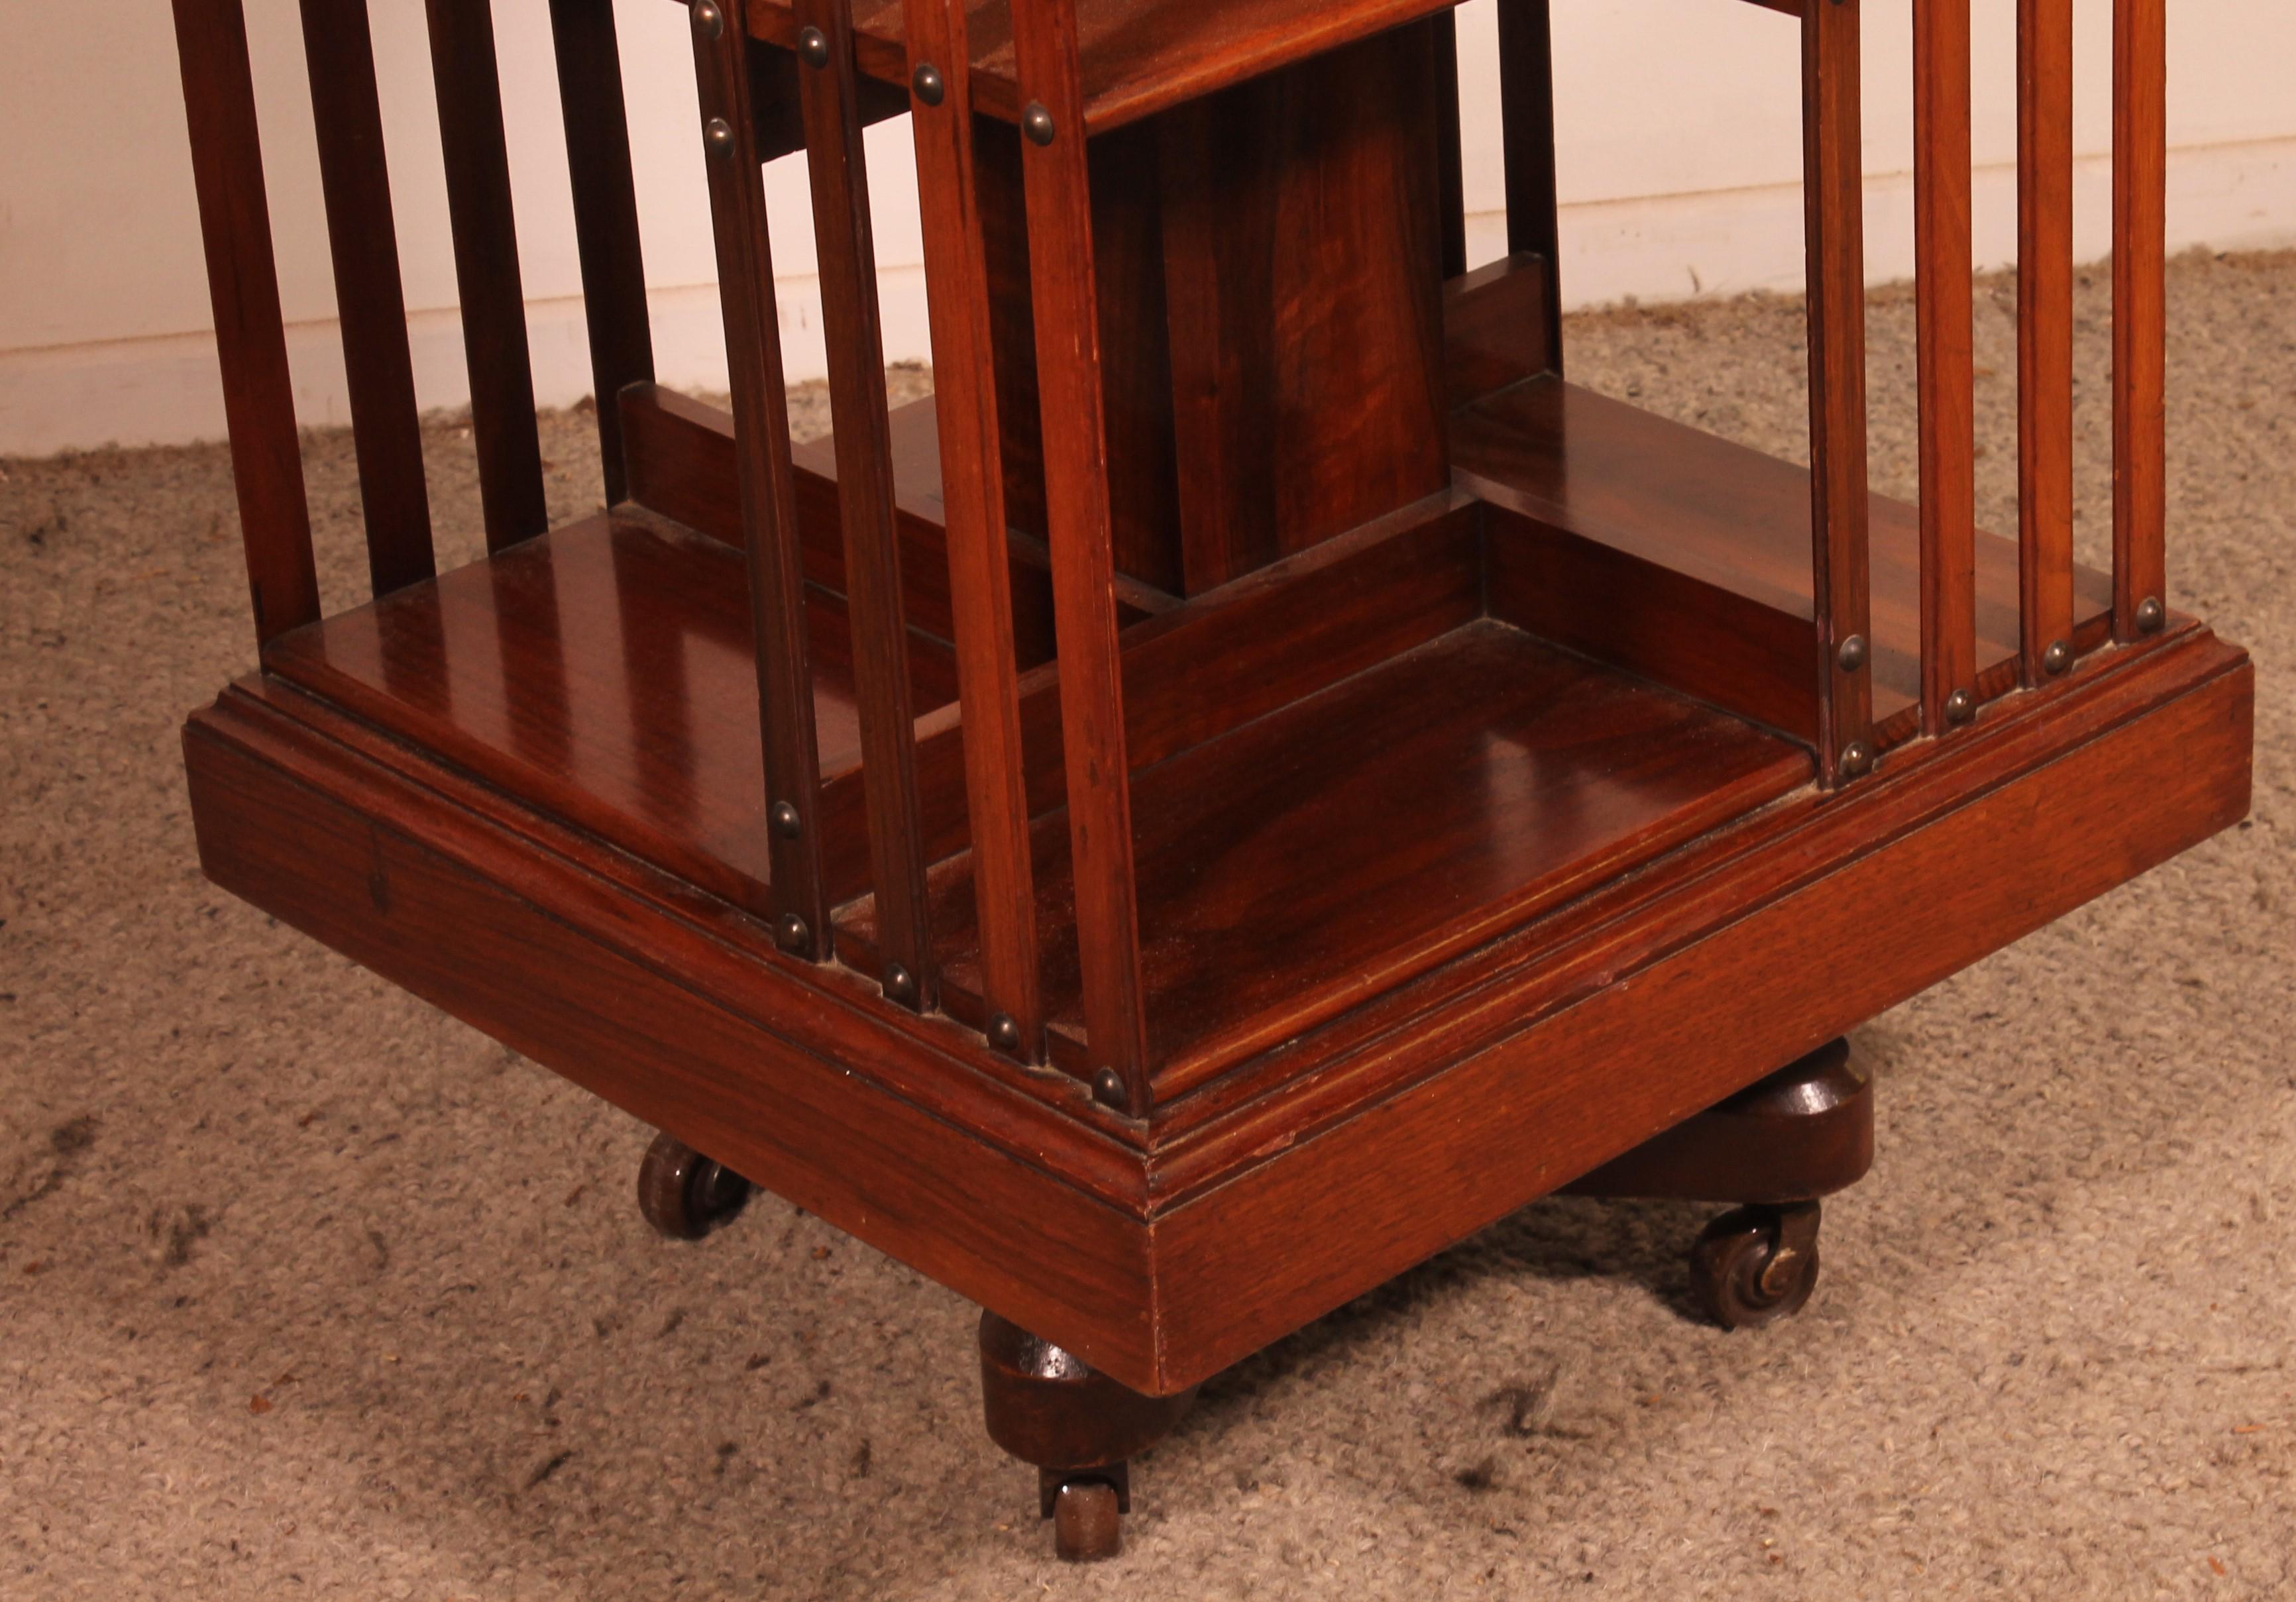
[3,138,2287,458]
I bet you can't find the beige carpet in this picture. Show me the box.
[3,254,2289,1600]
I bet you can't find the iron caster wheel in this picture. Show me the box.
[1050,1479,1124,1562]
[1690,1200,1822,1329]
[635,1131,752,1240]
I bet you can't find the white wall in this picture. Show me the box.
[2,0,2291,454]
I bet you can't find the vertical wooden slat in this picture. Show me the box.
[170,0,321,646]
[1009,0,1154,1112]
[690,0,832,951]
[1496,0,1564,374]
[2017,0,2076,684]
[548,0,655,505]
[424,0,550,552]
[299,0,436,600]
[1802,0,1873,782]
[1913,0,1977,735]
[2112,0,2168,641]
[792,0,937,1012]
[1431,11,1468,282]
[905,0,1046,1056]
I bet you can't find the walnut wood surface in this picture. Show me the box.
[853,620,1812,1086]
[1801,0,1873,782]
[2112,0,2168,642]
[2017,0,2077,684]
[258,512,957,917]
[908,0,1048,1057]
[737,0,1464,133]
[692,11,838,952]
[1914,0,1977,735]
[548,0,655,506]
[168,0,321,646]
[1452,378,2116,731]
[300,0,435,599]
[425,0,550,553]
[184,627,2251,1394]
[796,0,938,1006]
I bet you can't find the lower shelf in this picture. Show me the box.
[840,619,1813,1089]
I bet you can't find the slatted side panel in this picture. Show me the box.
[299,0,436,600]
[425,0,550,552]
[1009,0,1156,1112]
[1913,0,1977,735]
[690,0,833,945]
[2112,0,2169,641]
[2016,0,2076,684]
[549,0,656,504]
[1801,0,1873,784]
[170,0,322,646]
[792,0,938,1012]
[905,0,1047,1059]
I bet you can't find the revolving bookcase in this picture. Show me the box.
[171,0,2251,1562]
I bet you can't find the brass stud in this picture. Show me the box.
[770,800,801,838]
[775,912,810,952]
[2042,639,2072,676]
[1839,741,1875,778]
[1943,688,1976,725]
[1091,1067,1126,1109]
[1836,633,1868,673]
[912,62,945,105]
[796,26,830,67]
[883,963,917,1005]
[691,0,723,40]
[988,1013,1022,1053]
[1021,103,1056,146]
[2135,595,2165,633]
[703,117,734,159]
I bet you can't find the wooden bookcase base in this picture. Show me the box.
[184,623,2250,1397]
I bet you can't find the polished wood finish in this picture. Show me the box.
[1454,378,2116,740]
[2017,0,2077,685]
[1495,0,1563,376]
[186,626,2252,1393]
[1009,0,1153,1114]
[741,0,1464,132]
[795,0,938,1006]
[1914,0,1977,737]
[2112,0,2169,643]
[1443,254,1556,410]
[1562,1038,1871,1205]
[300,0,435,600]
[907,0,1047,1057]
[170,0,2254,1534]
[168,0,320,646]
[425,0,550,552]
[863,620,1814,1086]
[549,0,657,505]
[1801,0,1873,782]
[1155,25,1450,590]
[692,5,835,954]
